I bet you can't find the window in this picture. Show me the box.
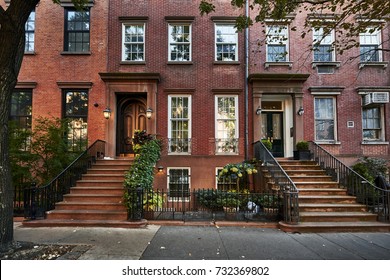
[313,27,334,62]
[168,168,190,201]
[314,97,336,141]
[168,96,191,154]
[215,96,238,154]
[122,24,145,61]
[363,107,383,141]
[168,24,191,61]
[25,10,35,52]
[64,8,90,52]
[266,25,288,62]
[215,24,238,61]
[216,168,236,191]
[63,90,88,151]
[360,27,381,62]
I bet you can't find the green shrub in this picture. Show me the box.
[296,141,309,151]
[352,157,389,183]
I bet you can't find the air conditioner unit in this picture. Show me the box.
[363,92,389,106]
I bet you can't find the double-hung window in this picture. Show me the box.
[313,27,335,62]
[168,24,191,62]
[168,96,191,154]
[64,8,90,52]
[122,23,145,62]
[362,107,382,140]
[25,10,35,53]
[314,97,336,141]
[63,90,88,151]
[360,27,382,62]
[215,95,238,154]
[168,168,190,201]
[215,24,238,61]
[266,25,288,62]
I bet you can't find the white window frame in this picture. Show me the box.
[362,105,385,141]
[314,97,337,142]
[359,27,382,62]
[215,95,239,154]
[215,23,238,61]
[122,23,145,62]
[313,27,335,62]
[167,167,191,202]
[168,23,192,62]
[266,25,289,62]
[168,95,192,154]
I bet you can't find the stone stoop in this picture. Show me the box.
[277,160,390,233]
[22,158,147,228]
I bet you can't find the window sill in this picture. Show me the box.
[167,61,193,65]
[61,51,91,55]
[315,141,341,145]
[359,61,388,69]
[168,152,191,155]
[361,141,389,145]
[264,62,292,69]
[311,61,341,69]
[214,61,240,65]
[120,61,146,65]
[24,51,36,55]
[215,152,239,155]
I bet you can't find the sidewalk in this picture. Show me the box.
[13,222,390,260]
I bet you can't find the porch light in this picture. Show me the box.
[256,106,262,115]
[297,106,304,116]
[103,107,111,119]
[146,107,153,119]
[158,166,164,173]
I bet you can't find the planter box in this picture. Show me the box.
[293,150,311,160]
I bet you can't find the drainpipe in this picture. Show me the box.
[244,0,249,160]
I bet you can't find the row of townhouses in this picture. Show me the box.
[5,0,390,193]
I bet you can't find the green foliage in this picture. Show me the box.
[261,139,272,150]
[352,157,389,183]
[296,141,309,151]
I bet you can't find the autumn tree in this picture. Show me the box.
[0,0,87,252]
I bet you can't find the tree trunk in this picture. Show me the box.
[0,0,39,251]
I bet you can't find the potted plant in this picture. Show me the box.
[293,141,311,160]
[221,197,240,212]
[260,194,280,213]
[261,139,272,150]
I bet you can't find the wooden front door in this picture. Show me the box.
[117,99,147,155]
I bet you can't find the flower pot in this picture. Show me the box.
[293,150,311,160]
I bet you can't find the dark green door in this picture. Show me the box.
[261,112,284,157]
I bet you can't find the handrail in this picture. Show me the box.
[24,140,106,219]
[309,141,389,222]
[253,141,299,224]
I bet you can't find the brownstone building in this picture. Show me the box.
[9,0,390,194]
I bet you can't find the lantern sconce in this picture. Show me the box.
[255,106,262,115]
[297,106,304,116]
[146,107,153,119]
[158,166,164,173]
[103,107,111,119]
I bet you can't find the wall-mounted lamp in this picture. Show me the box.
[93,102,99,108]
[146,107,153,119]
[103,107,111,119]
[297,106,304,116]
[256,106,262,115]
[158,166,164,173]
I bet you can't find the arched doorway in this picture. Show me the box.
[117,96,147,156]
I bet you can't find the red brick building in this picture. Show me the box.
[9,0,390,193]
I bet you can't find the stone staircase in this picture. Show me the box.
[23,158,146,228]
[278,160,390,232]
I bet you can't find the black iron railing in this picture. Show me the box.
[253,141,300,224]
[127,188,282,222]
[309,141,390,222]
[23,140,106,219]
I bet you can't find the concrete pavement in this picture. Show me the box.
[12,222,390,260]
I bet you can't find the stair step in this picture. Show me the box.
[299,211,377,222]
[298,188,347,195]
[46,209,127,220]
[75,180,124,187]
[22,219,147,228]
[290,176,334,182]
[87,169,128,175]
[63,194,123,203]
[55,201,126,211]
[286,170,327,176]
[295,182,341,188]
[279,221,390,233]
[82,174,125,180]
[299,195,357,203]
[70,186,124,195]
[299,203,367,212]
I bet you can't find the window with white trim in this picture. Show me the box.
[25,10,35,52]
[360,27,382,62]
[168,24,191,61]
[266,25,288,62]
[215,95,238,154]
[314,97,336,141]
[168,168,190,201]
[313,27,335,62]
[168,96,191,154]
[122,23,145,61]
[215,24,238,61]
[362,106,384,141]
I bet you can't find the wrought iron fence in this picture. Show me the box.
[127,188,282,222]
[23,140,106,219]
[253,141,300,224]
[309,141,390,222]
